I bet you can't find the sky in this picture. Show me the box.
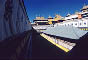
[24,0,88,22]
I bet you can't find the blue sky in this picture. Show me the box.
[24,0,88,22]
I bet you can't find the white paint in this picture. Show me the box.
[57,18,88,28]
[65,14,78,20]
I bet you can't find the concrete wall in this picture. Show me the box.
[65,14,78,20]
[0,0,32,40]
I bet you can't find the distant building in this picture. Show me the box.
[81,5,88,12]
[57,18,88,28]
[48,16,54,24]
[81,5,88,18]
[65,13,79,20]
[65,5,88,20]
[33,17,49,25]
[33,14,65,25]
[57,5,88,31]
